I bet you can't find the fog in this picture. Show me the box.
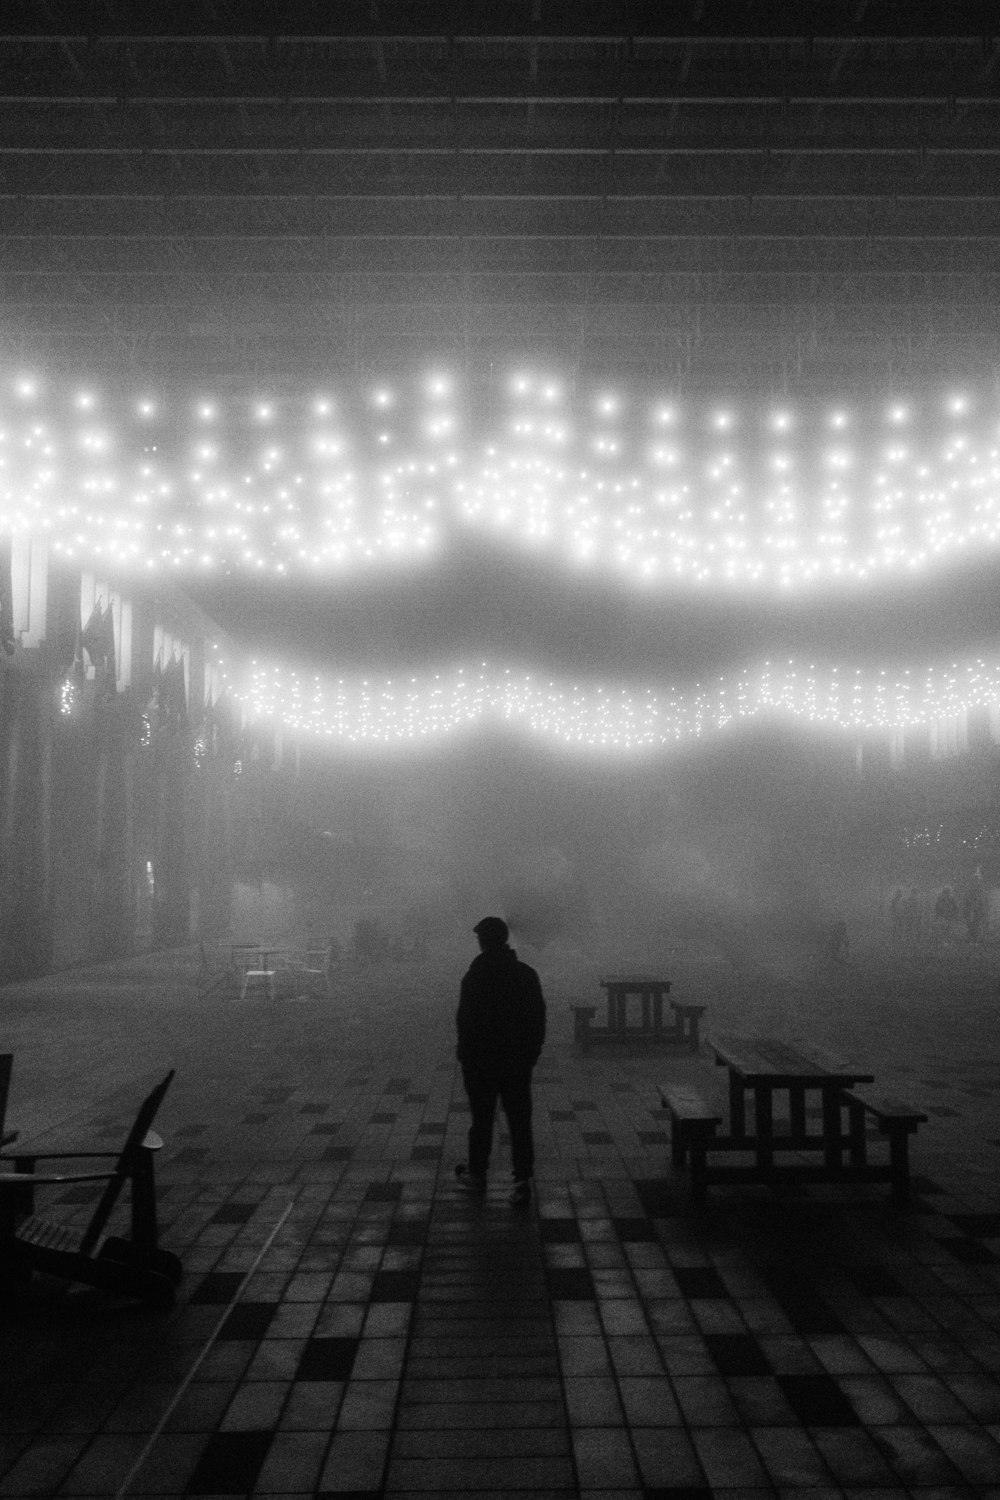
[269,718,889,972]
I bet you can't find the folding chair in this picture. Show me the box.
[0,1070,181,1307]
[197,941,234,999]
[298,947,332,999]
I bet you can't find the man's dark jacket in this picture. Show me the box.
[456,944,546,1071]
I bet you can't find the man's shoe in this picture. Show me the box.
[509,1178,532,1206]
[454,1163,486,1196]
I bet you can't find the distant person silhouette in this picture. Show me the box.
[964,882,986,943]
[826,919,849,962]
[454,916,546,1206]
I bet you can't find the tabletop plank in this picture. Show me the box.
[707,1033,874,1085]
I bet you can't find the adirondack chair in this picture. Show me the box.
[0,1069,181,1307]
[0,1054,16,1148]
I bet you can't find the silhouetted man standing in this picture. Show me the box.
[455,916,546,1205]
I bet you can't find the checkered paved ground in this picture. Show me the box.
[2,933,1000,1497]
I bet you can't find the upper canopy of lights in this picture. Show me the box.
[221,652,1000,754]
[3,368,1000,592]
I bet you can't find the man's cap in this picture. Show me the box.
[473,916,509,944]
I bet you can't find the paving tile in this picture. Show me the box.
[571,1426,639,1488]
[926,1423,1000,1483]
[318,1428,392,1491]
[750,1423,835,1486]
[390,1427,569,1458]
[278,1381,346,1431]
[616,1375,682,1427]
[184,1430,275,1495]
[249,1429,332,1493]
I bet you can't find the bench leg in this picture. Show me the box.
[886,1126,912,1201]
[670,1118,687,1168]
[847,1100,868,1167]
[573,1009,594,1051]
[688,1138,708,1204]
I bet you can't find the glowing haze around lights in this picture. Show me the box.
[3,370,1000,591]
[226,655,1000,754]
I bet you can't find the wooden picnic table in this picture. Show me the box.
[598,976,673,1034]
[706,1033,875,1174]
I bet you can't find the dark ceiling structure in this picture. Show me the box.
[2,1,1000,391]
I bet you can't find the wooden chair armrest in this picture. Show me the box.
[0,1150,120,1162]
[1,1132,161,1163]
[0,1170,118,1186]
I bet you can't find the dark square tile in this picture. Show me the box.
[582,1131,613,1144]
[210,1202,258,1225]
[369,1112,397,1125]
[218,1301,277,1341]
[296,1337,359,1381]
[948,1212,1000,1238]
[310,1122,342,1135]
[387,1220,428,1246]
[173,1145,210,1163]
[417,1122,447,1134]
[632,1179,683,1218]
[549,1110,576,1121]
[942,1237,1000,1265]
[323,1145,354,1161]
[705,1333,773,1376]
[190,1272,246,1304]
[176,1123,208,1137]
[674,1267,728,1299]
[315,1492,388,1500]
[643,1490,713,1500]
[243,1112,270,1125]
[411,1145,441,1160]
[364,1182,403,1202]
[185,1430,274,1494]
[384,1077,410,1092]
[613,1217,658,1242]
[637,1131,670,1145]
[300,1103,328,1114]
[405,1092,429,1103]
[764,1273,846,1335]
[539,1219,581,1243]
[777,1373,861,1426]
[847,1264,904,1296]
[571,1099,598,1110]
[547,1267,596,1300]
[371,1269,420,1301]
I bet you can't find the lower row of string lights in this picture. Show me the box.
[229,655,1000,754]
[3,370,1000,592]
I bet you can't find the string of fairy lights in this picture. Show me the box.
[220,654,1000,752]
[3,369,1000,590]
[6,366,1000,754]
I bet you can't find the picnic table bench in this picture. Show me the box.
[573,976,705,1052]
[660,1033,926,1202]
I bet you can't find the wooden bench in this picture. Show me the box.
[838,1086,928,1201]
[574,998,706,1053]
[660,1083,723,1201]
